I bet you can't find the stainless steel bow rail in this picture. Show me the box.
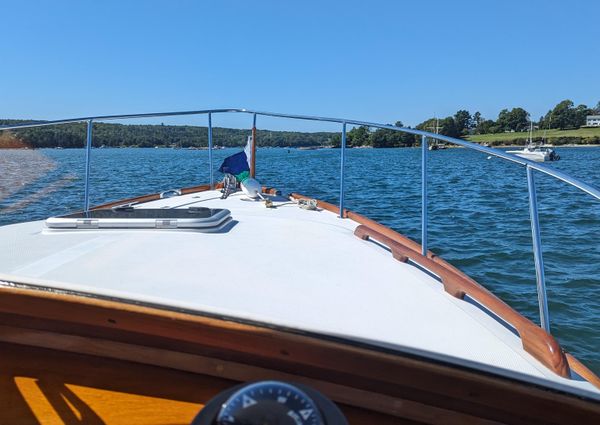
[2,108,600,333]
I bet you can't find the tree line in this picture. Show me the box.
[340,99,600,148]
[2,99,599,149]
[0,120,336,149]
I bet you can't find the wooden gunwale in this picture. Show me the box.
[289,193,599,386]
[0,286,599,424]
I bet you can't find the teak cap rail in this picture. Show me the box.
[353,224,569,378]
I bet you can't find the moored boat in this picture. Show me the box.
[507,122,560,162]
[0,108,599,424]
[506,145,560,162]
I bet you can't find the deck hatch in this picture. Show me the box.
[45,207,231,231]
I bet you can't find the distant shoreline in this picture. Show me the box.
[3,144,600,151]
[2,118,599,149]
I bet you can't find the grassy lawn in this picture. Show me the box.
[467,127,600,143]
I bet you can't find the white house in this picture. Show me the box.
[586,115,600,127]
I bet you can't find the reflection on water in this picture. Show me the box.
[1,146,599,373]
[0,149,56,201]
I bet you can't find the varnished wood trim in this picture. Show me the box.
[567,354,600,390]
[353,224,570,378]
[0,325,495,425]
[261,186,281,195]
[354,225,409,262]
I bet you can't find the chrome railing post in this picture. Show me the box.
[339,122,347,218]
[208,112,214,189]
[83,119,93,212]
[421,135,428,256]
[527,166,550,332]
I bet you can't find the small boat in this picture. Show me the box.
[507,145,560,162]
[507,122,560,162]
[428,142,447,150]
[0,109,598,424]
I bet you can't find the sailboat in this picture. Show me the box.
[427,118,447,150]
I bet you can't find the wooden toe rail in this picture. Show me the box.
[353,224,570,378]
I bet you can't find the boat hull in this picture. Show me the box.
[506,150,550,162]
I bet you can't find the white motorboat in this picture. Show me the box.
[0,109,598,424]
[507,122,560,162]
[506,144,560,162]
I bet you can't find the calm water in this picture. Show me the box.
[1,146,599,373]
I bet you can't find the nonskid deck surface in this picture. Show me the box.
[0,189,598,397]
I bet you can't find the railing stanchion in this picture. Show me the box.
[339,122,347,218]
[208,113,214,189]
[421,135,428,256]
[83,119,93,212]
[527,166,550,332]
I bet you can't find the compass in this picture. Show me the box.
[217,381,323,425]
[191,380,348,425]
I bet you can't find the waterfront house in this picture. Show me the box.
[586,115,600,127]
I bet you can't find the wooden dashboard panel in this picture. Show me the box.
[1,342,410,425]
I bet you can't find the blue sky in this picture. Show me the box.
[1,0,598,130]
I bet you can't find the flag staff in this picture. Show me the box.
[251,113,257,178]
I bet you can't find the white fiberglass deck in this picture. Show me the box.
[0,189,597,397]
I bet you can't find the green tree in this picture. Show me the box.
[394,121,417,147]
[416,117,459,138]
[454,110,472,136]
[496,108,529,132]
[347,125,370,147]
[440,117,460,138]
[540,100,590,130]
[330,133,341,148]
[416,118,440,134]
[473,112,482,128]
[474,119,498,134]
[368,121,414,148]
